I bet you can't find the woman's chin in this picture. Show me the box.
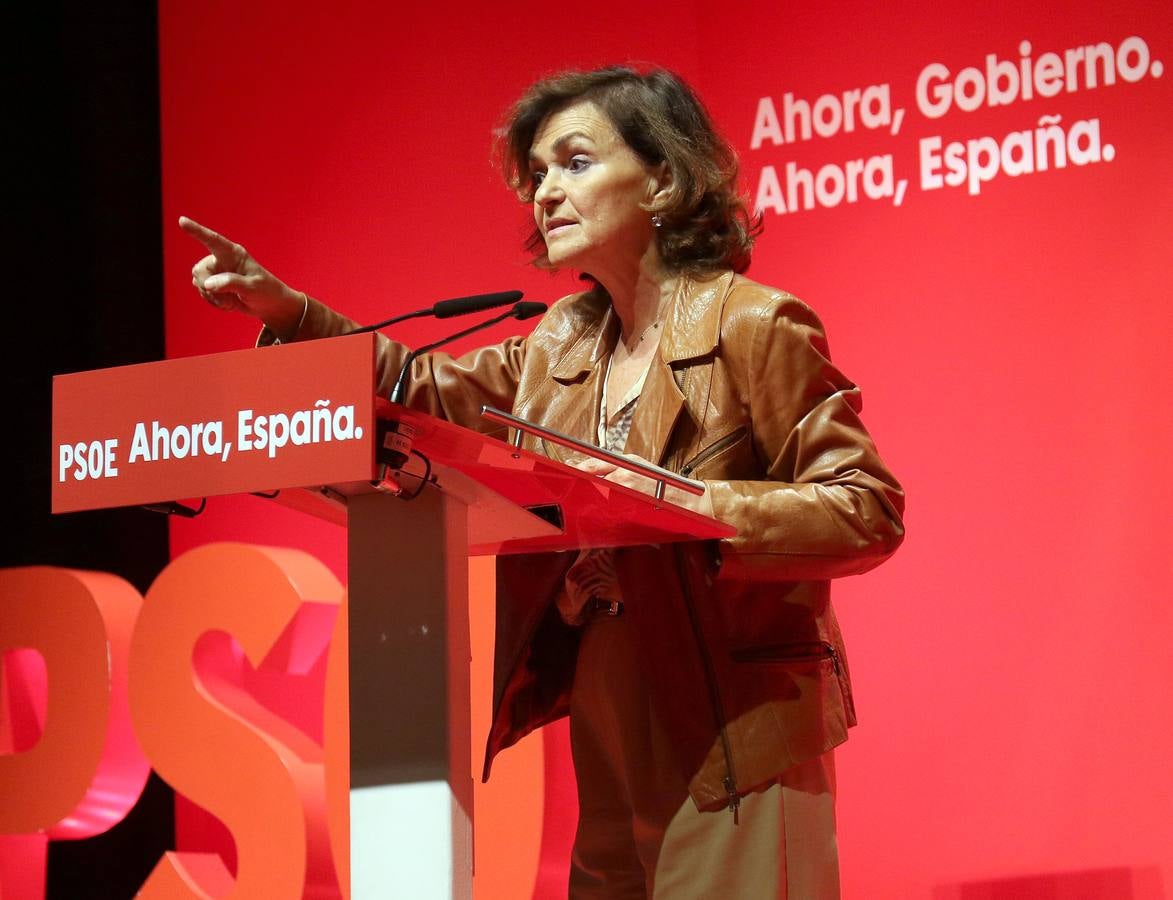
[547,251,586,273]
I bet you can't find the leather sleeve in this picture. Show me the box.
[706,292,905,581]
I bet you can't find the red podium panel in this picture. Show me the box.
[381,405,736,554]
[51,334,377,513]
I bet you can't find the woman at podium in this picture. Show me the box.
[182,64,904,900]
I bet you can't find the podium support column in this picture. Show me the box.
[346,488,473,899]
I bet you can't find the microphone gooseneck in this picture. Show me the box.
[346,289,524,335]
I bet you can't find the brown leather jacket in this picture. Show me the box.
[287,270,905,813]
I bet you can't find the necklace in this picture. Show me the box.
[621,320,661,354]
[619,281,678,353]
[636,320,661,343]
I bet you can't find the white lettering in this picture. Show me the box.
[751,85,890,145]
[1067,117,1104,165]
[58,443,73,482]
[171,424,192,459]
[126,419,223,463]
[333,405,356,441]
[987,53,1020,106]
[238,409,255,451]
[783,93,810,143]
[815,162,845,206]
[863,155,895,199]
[812,94,843,138]
[755,165,786,214]
[1034,52,1063,97]
[267,414,289,459]
[919,115,1109,195]
[202,420,223,456]
[235,400,362,457]
[1117,36,1150,83]
[313,405,332,441]
[916,63,953,118]
[129,422,150,463]
[291,410,312,446]
[920,136,944,190]
[756,156,893,215]
[1001,130,1033,176]
[954,66,986,111]
[861,85,890,130]
[750,97,783,148]
[915,36,1157,117]
[57,439,119,481]
[966,137,1001,196]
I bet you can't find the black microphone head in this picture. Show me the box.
[512,301,548,320]
[433,290,524,319]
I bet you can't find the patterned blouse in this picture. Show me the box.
[558,349,653,625]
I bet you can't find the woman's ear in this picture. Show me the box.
[648,161,674,208]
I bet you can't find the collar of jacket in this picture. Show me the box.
[546,270,736,467]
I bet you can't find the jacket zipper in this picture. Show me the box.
[679,426,748,477]
[730,641,841,675]
[672,544,741,823]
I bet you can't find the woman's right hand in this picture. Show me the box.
[179,216,308,340]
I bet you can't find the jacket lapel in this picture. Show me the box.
[539,297,616,459]
[626,272,734,467]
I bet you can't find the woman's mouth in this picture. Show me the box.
[545,218,576,236]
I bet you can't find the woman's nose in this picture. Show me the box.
[534,170,562,206]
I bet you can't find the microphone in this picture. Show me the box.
[435,291,528,319]
[389,301,546,405]
[377,300,547,475]
[504,301,548,320]
[346,290,523,334]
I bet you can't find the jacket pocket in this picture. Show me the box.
[680,426,749,477]
[729,640,840,675]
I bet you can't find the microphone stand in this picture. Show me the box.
[347,290,524,335]
[378,301,546,477]
[390,303,543,404]
[346,307,434,334]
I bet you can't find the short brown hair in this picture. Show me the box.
[497,65,761,276]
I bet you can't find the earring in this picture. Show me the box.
[651,214,663,228]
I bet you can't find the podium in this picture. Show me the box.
[51,333,734,898]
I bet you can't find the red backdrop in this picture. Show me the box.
[159,0,1173,897]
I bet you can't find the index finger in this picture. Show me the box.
[178,216,236,257]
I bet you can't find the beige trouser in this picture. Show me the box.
[568,614,840,899]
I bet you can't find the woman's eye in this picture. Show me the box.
[567,156,591,173]
[530,170,546,188]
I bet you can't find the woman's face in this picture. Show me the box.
[528,100,663,276]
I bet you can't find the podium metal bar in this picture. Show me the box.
[480,405,705,497]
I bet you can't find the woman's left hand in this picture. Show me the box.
[570,454,714,517]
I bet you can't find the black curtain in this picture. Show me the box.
[4,3,175,897]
